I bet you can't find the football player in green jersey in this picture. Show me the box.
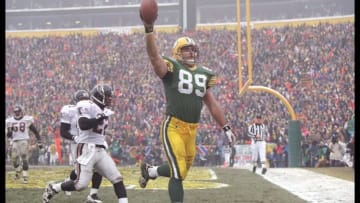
[139,12,235,203]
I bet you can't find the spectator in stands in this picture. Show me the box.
[315,141,330,167]
[48,142,57,166]
[306,140,320,167]
[328,135,345,167]
[110,139,122,165]
[5,22,354,169]
[344,114,354,142]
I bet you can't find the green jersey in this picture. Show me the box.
[161,56,216,123]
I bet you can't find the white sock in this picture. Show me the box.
[148,166,159,178]
[52,183,62,192]
[118,197,128,203]
[23,170,28,177]
[90,188,98,195]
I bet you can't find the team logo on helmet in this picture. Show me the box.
[90,84,114,107]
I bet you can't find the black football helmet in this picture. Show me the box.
[72,89,90,103]
[90,84,114,108]
[13,104,24,119]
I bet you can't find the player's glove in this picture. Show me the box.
[223,124,235,146]
[96,113,108,125]
[139,10,154,33]
[37,140,44,149]
[72,135,81,143]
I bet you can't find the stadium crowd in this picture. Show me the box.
[5,22,354,167]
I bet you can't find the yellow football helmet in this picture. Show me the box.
[172,37,199,66]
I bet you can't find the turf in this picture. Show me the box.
[5,166,353,203]
[5,166,307,203]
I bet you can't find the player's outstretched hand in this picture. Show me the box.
[140,10,154,33]
[72,135,81,143]
[96,113,108,124]
[139,0,158,33]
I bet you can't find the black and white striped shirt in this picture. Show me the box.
[248,123,268,141]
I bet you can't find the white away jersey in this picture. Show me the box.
[5,115,34,141]
[60,104,79,137]
[76,100,110,145]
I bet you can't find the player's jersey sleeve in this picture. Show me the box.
[5,117,12,129]
[23,115,35,125]
[60,104,80,137]
[76,100,94,119]
[5,117,12,134]
[60,105,74,124]
[201,66,216,89]
[163,58,175,73]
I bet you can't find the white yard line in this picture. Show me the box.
[261,168,354,203]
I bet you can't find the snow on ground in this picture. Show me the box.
[261,168,354,203]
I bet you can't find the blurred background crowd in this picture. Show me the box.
[5,21,354,168]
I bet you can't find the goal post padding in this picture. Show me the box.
[288,120,302,167]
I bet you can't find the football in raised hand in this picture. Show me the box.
[140,0,158,24]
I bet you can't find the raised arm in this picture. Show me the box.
[144,33,168,78]
[140,4,168,78]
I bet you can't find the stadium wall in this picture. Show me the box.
[5,15,354,38]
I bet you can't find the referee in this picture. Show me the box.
[248,114,269,174]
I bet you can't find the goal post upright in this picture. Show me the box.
[236,0,302,167]
[236,0,243,92]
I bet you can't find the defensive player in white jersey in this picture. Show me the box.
[60,89,104,203]
[6,105,43,184]
[43,84,128,203]
[248,114,269,175]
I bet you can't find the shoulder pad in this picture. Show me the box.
[60,104,74,113]
[201,65,213,72]
[23,115,35,123]
[163,58,174,72]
